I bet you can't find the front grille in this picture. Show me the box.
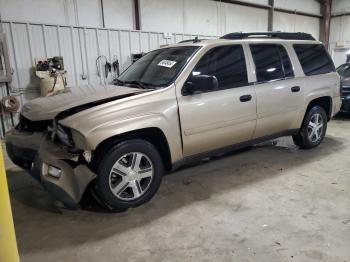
[16,115,52,132]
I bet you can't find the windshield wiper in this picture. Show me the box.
[123,80,154,89]
[114,79,125,86]
[124,80,145,89]
[115,79,155,89]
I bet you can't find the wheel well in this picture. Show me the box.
[307,96,332,120]
[91,128,172,172]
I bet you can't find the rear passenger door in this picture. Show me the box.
[249,44,304,138]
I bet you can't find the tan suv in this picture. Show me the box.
[6,32,341,211]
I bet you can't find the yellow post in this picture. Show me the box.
[0,143,19,262]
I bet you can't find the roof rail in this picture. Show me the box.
[179,37,202,43]
[220,32,316,41]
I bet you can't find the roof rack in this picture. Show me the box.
[179,37,202,43]
[220,32,315,41]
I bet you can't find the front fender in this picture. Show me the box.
[91,113,181,157]
[59,85,183,163]
[70,112,183,164]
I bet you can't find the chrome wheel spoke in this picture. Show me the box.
[308,113,323,143]
[130,180,142,198]
[112,163,129,176]
[314,114,319,124]
[111,179,129,196]
[131,153,143,172]
[138,168,153,180]
[308,121,317,129]
[308,128,316,139]
[109,152,154,201]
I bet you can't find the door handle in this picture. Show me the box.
[240,94,252,102]
[291,86,300,92]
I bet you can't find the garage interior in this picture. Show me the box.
[0,0,350,261]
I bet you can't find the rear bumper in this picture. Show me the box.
[5,129,96,208]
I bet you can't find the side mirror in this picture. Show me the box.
[183,75,219,95]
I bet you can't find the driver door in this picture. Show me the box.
[177,44,257,157]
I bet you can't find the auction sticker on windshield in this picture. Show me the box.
[157,60,177,68]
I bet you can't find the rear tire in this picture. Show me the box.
[293,106,327,149]
[93,139,164,211]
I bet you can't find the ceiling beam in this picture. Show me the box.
[212,0,322,18]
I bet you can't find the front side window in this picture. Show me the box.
[117,46,199,89]
[250,44,294,83]
[293,44,335,76]
[189,45,248,90]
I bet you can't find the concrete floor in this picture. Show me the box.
[5,116,350,262]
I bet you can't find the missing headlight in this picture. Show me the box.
[56,124,74,147]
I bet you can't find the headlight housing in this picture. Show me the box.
[56,124,74,147]
[71,129,88,150]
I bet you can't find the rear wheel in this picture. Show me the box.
[293,106,327,149]
[93,139,164,212]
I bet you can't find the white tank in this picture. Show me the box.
[35,70,66,96]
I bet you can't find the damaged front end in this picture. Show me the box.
[6,114,97,209]
[5,85,149,208]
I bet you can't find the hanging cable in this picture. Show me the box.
[112,55,120,80]
[2,96,20,113]
[96,55,111,84]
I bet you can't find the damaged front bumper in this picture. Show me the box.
[5,129,96,209]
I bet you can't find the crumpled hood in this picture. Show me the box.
[22,84,143,121]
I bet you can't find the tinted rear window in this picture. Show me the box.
[293,44,335,76]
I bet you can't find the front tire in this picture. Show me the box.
[293,106,327,149]
[93,139,164,211]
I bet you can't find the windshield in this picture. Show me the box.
[337,63,350,77]
[116,46,199,89]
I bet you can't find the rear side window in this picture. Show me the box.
[293,44,335,76]
[192,45,248,90]
[250,44,294,82]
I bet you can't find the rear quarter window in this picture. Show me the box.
[293,44,335,76]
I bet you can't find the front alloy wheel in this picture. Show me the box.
[109,152,154,201]
[94,139,164,211]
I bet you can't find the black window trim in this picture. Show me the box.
[182,44,250,96]
[250,43,295,85]
[277,45,295,80]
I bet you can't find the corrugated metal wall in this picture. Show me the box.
[0,21,217,136]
